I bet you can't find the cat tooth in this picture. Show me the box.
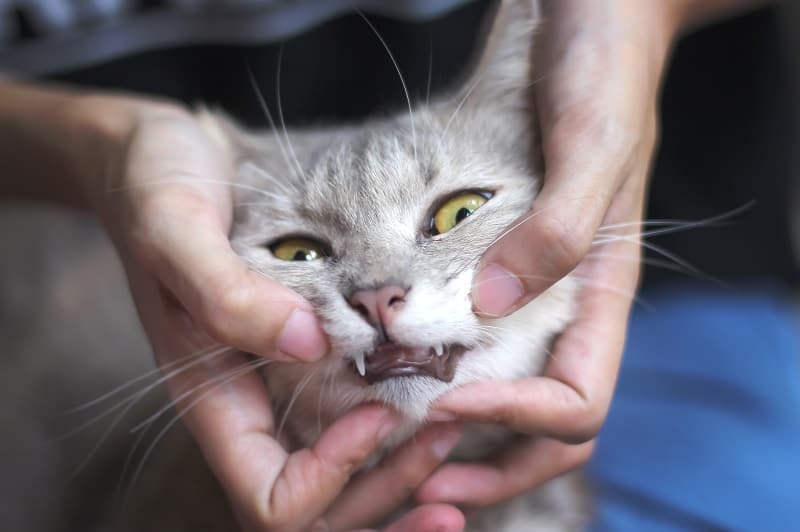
[434,344,444,357]
[354,352,366,377]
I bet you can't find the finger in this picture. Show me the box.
[249,405,401,532]
[116,117,328,362]
[324,422,463,531]
[125,268,279,512]
[415,438,593,507]
[472,49,656,318]
[381,504,466,532]
[433,233,637,441]
[471,117,642,318]
[127,189,327,362]
[436,238,635,440]
[123,266,331,532]
[446,155,648,441]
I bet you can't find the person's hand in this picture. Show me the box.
[61,95,469,531]
[414,0,679,507]
[417,0,768,508]
[0,82,468,531]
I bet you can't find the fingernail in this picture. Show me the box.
[431,426,461,459]
[427,410,458,422]
[472,263,524,317]
[377,412,403,440]
[277,309,328,361]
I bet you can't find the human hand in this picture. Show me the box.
[414,0,676,507]
[43,92,469,532]
[417,0,768,507]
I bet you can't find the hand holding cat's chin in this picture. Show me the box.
[419,0,736,511]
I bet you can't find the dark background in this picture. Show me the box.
[45,0,800,290]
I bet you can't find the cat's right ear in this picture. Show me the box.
[457,0,540,110]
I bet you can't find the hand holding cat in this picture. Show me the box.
[68,96,470,532]
[414,0,747,509]
[0,82,470,531]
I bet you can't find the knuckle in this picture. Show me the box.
[198,275,253,342]
[534,214,589,274]
[561,401,606,444]
[312,446,364,486]
[124,196,168,267]
[549,104,639,174]
[574,440,596,465]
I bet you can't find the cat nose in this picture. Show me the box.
[347,285,408,328]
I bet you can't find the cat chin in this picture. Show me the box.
[371,375,452,422]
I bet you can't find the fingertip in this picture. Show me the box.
[414,464,499,505]
[429,422,463,460]
[470,263,524,318]
[277,308,329,361]
[386,504,465,532]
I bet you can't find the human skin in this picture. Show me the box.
[412,0,769,511]
[0,0,768,530]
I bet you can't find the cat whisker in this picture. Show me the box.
[109,177,281,201]
[425,30,434,107]
[524,70,553,89]
[486,198,596,250]
[276,44,306,181]
[597,219,705,233]
[246,63,302,181]
[317,363,338,438]
[125,357,274,494]
[438,68,486,150]
[65,343,225,414]
[568,275,650,309]
[129,355,270,435]
[584,251,705,278]
[472,272,647,315]
[59,346,232,444]
[591,233,704,279]
[596,202,753,239]
[115,420,152,506]
[276,367,320,442]
[65,347,235,477]
[240,161,294,194]
[357,10,417,164]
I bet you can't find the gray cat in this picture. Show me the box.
[204,0,585,528]
[0,0,588,530]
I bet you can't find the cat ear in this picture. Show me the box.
[195,107,260,158]
[457,0,540,109]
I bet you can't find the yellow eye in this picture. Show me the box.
[431,192,490,235]
[271,238,327,261]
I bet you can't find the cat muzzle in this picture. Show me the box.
[353,343,467,384]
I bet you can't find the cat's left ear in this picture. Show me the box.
[195,107,258,159]
[456,0,541,110]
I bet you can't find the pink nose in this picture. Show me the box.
[348,285,408,328]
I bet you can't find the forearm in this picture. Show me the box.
[0,81,182,209]
[672,0,773,32]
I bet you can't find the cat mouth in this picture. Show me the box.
[351,343,467,384]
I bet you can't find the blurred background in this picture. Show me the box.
[1,1,799,530]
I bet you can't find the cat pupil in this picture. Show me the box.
[294,250,309,261]
[455,207,472,224]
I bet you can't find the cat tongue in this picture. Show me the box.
[360,343,465,384]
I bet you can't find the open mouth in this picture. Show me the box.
[351,343,467,384]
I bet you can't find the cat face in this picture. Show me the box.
[215,0,574,441]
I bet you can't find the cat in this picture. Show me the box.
[0,0,589,530]
[199,0,586,529]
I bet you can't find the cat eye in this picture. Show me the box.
[270,238,328,261]
[430,191,492,236]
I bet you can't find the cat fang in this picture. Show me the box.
[350,342,468,383]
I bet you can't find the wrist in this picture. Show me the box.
[60,92,190,212]
[667,0,770,33]
[0,81,188,210]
